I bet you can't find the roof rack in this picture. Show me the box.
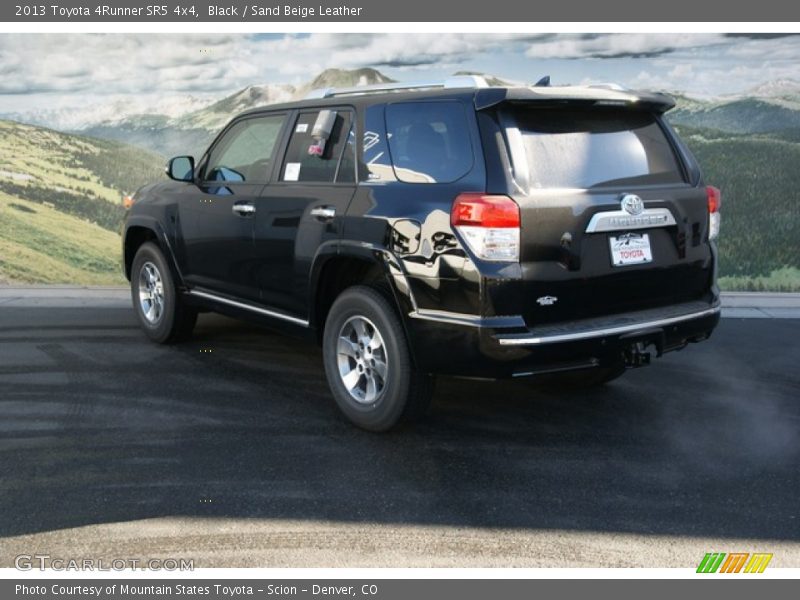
[304,75,489,100]
[588,83,630,91]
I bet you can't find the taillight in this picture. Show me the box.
[451,193,520,261]
[707,186,721,240]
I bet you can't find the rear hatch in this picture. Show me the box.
[485,101,714,326]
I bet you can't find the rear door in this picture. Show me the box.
[492,105,712,325]
[254,107,357,316]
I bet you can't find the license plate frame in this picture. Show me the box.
[609,232,653,267]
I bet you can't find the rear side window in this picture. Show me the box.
[506,108,684,190]
[361,105,395,182]
[385,102,473,183]
[280,110,353,183]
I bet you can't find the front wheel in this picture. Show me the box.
[130,241,197,344]
[322,285,434,432]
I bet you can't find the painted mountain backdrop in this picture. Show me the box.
[0,68,798,289]
[11,69,394,159]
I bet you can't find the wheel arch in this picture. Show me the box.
[123,217,183,286]
[309,242,418,352]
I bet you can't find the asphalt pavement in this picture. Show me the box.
[1,290,799,567]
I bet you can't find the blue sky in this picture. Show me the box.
[1,33,799,119]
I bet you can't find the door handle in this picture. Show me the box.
[232,203,255,216]
[310,206,336,220]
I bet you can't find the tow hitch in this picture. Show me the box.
[621,330,664,368]
[624,342,654,368]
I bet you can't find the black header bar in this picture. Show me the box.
[3,0,800,22]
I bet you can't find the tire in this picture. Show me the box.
[322,285,434,432]
[532,364,626,390]
[130,241,197,344]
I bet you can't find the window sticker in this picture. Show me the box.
[295,123,309,133]
[284,162,301,181]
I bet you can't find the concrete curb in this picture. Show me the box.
[722,292,800,318]
[0,285,130,308]
[1,286,799,317]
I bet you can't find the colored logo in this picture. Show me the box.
[696,552,773,573]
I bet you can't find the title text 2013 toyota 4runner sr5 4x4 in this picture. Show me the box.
[123,76,721,431]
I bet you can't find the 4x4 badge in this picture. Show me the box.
[621,194,644,215]
[536,296,558,306]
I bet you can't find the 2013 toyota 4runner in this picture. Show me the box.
[122,76,721,431]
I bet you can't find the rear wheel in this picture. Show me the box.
[322,285,434,431]
[131,242,197,344]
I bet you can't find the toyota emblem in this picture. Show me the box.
[621,194,644,216]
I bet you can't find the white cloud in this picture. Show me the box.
[254,33,532,75]
[724,35,800,61]
[0,33,538,95]
[524,33,726,60]
[0,34,248,95]
[668,64,694,79]
[1,33,800,116]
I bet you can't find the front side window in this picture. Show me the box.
[385,101,473,184]
[204,114,286,183]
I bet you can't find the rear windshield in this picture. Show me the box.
[504,107,684,190]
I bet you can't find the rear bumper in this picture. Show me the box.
[494,301,720,347]
[406,300,721,378]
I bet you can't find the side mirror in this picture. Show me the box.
[166,156,194,182]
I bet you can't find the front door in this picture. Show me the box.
[177,113,288,302]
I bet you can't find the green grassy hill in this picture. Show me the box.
[0,120,163,285]
[0,193,124,284]
[670,97,800,134]
[676,125,800,290]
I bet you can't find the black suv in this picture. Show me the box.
[123,76,721,431]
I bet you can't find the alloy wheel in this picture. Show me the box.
[336,315,389,404]
[138,261,165,325]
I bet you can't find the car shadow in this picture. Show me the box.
[1,310,799,543]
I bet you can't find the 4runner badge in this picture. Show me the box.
[536,296,558,306]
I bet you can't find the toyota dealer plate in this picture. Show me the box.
[609,233,653,266]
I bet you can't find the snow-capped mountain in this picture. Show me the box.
[171,83,297,131]
[668,80,800,134]
[3,95,215,132]
[8,69,800,154]
[174,68,394,131]
[75,68,395,157]
[745,78,800,99]
[1,68,394,136]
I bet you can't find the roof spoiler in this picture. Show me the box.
[474,86,676,113]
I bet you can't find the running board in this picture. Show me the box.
[186,289,309,327]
